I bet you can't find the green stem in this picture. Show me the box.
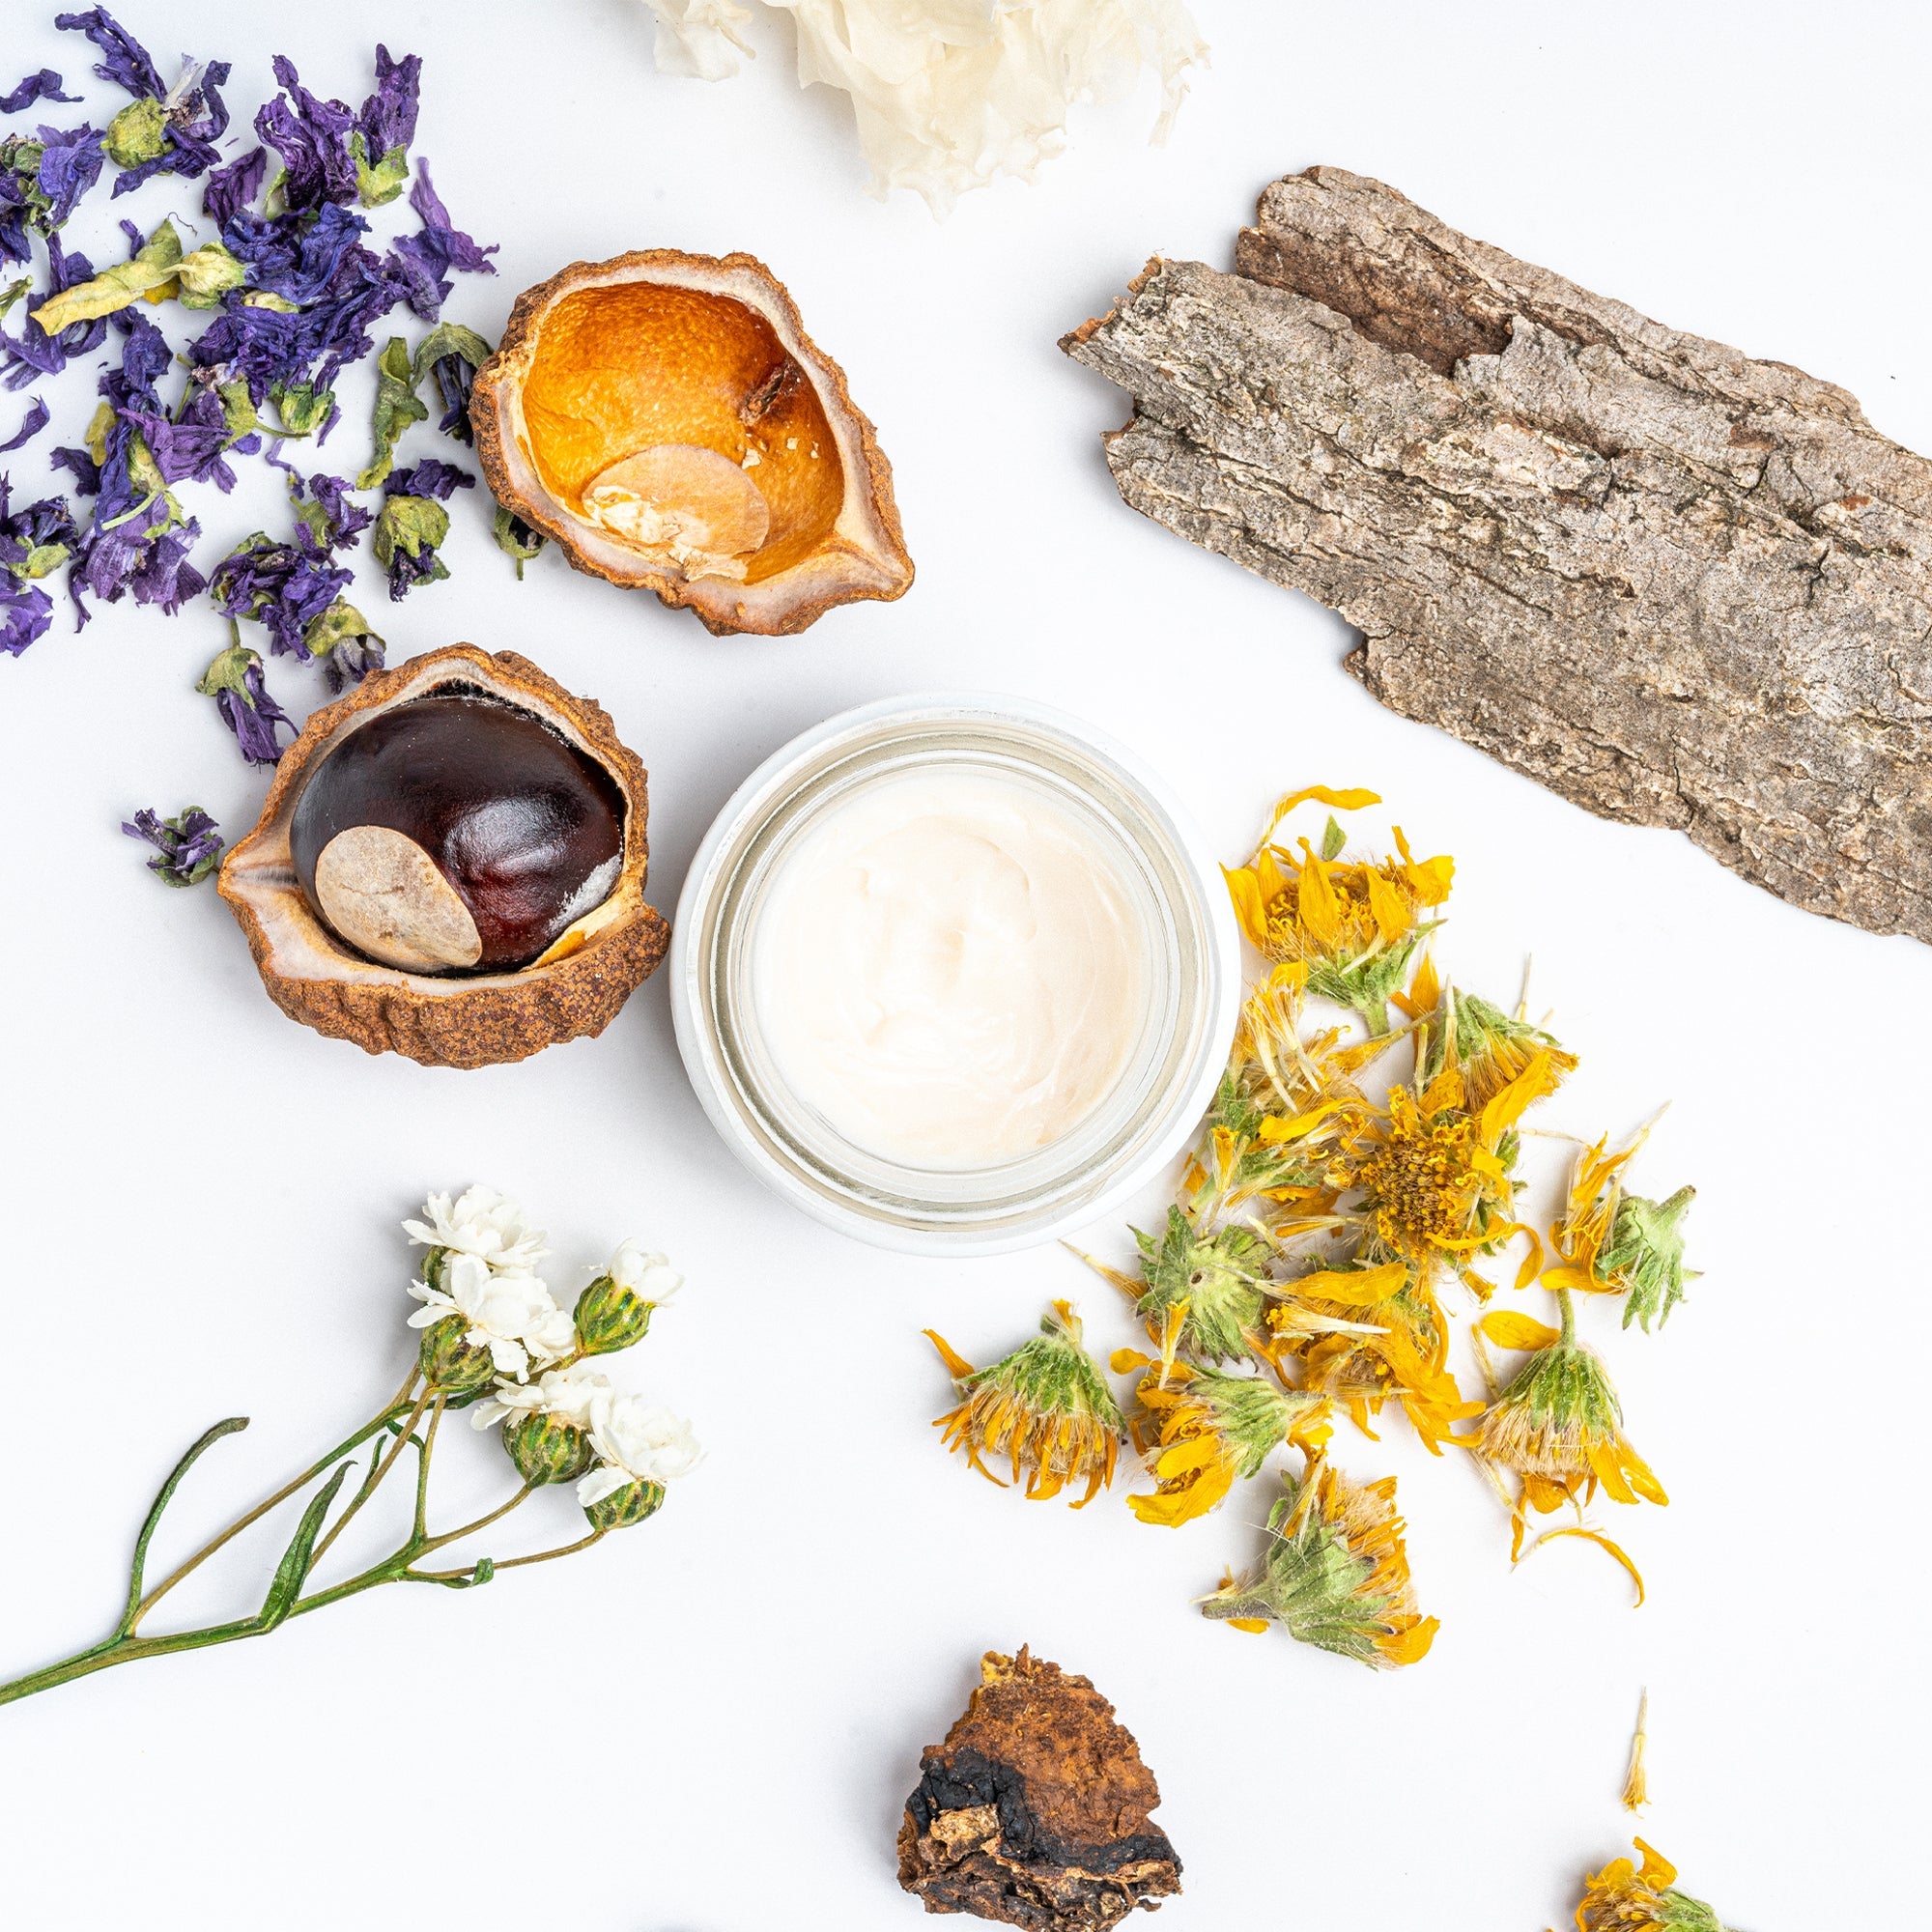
[1557,1283,1577,1348]
[305,1388,433,1575]
[129,1372,418,1631]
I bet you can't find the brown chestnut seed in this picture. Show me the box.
[291,692,626,974]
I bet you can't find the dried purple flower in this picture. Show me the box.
[311,605,384,691]
[388,161,496,322]
[0,472,77,655]
[412,321,493,446]
[125,517,206,611]
[0,395,48,450]
[202,143,265,225]
[54,9,163,99]
[34,122,106,229]
[198,636,297,765]
[493,503,546,581]
[374,456,471,599]
[49,441,98,495]
[287,466,373,552]
[0,575,51,653]
[351,46,420,207]
[110,60,235,197]
[122,804,224,887]
[254,55,356,214]
[211,526,352,662]
[63,309,213,612]
[223,201,369,307]
[1,71,81,115]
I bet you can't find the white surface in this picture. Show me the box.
[0,3,1924,1926]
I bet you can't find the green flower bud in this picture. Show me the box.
[583,1478,666,1532]
[573,1275,654,1356]
[502,1410,594,1487]
[105,99,168,170]
[418,1315,496,1393]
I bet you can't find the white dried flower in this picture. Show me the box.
[639,0,754,80]
[577,1392,704,1505]
[639,0,1208,213]
[407,1253,573,1381]
[607,1239,683,1304]
[470,1361,612,1431]
[404,1185,549,1274]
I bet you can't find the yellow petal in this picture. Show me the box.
[1266,784,1381,830]
[1222,865,1271,952]
[1633,1839,1678,1889]
[1376,1614,1438,1666]
[1391,950,1441,1020]
[1478,1310,1563,1351]
[1153,1435,1225,1478]
[1513,1229,1547,1293]
[1540,1264,1607,1295]
[1286,1260,1410,1307]
[1531,1525,1648,1606]
[1296,849,1343,947]
[1227,1616,1270,1634]
[1478,1050,1557,1144]
[1257,1099,1347,1144]
[1110,1348,1152,1375]
[1364,867,1412,944]
[923,1329,977,1380]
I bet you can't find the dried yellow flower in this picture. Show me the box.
[1199,1452,1436,1668]
[1223,786,1452,1035]
[926,1301,1122,1506]
[1571,1838,1728,1931]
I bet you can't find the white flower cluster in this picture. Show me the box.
[404,1187,700,1506]
[405,1186,573,1380]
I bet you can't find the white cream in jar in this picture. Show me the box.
[750,768,1151,1168]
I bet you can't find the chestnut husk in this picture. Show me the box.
[471,249,913,638]
[219,645,668,1067]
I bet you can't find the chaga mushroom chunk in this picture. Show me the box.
[897,1647,1181,1930]
[290,693,626,975]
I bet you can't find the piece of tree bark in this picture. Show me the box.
[1062,165,1932,945]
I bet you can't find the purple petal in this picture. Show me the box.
[202,144,266,225]
[355,45,421,159]
[389,457,474,501]
[254,54,356,213]
[1,70,82,114]
[0,395,48,451]
[53,9,164,99]
[34,122,106,227]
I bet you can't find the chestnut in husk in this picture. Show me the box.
[218,645,668,1068]
[291,694,626,974]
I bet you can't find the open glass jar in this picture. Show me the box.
[669,695,1238,1255]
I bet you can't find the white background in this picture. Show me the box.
[1,3,1924,1926]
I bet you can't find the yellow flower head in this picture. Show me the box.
[1546,1133,1698,1334]
[1115,1349,1330,1528]
[1573,1839,1728,1932]
[1268,1262,1483,1454]
[1479,1339,1667,1520]
[925,1301,1122,1507]
[1416,986,1579,1112]
[1222,787,1453,1035]
[1336,1049,1557,1295]
[1199,1452,1438,1668]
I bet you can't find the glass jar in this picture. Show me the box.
[669,694,1238,1255]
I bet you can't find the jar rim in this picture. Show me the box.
[668,693,1239,1256]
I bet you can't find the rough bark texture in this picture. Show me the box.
[896,1648,1180,1929]
[1062,165,1932,945]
